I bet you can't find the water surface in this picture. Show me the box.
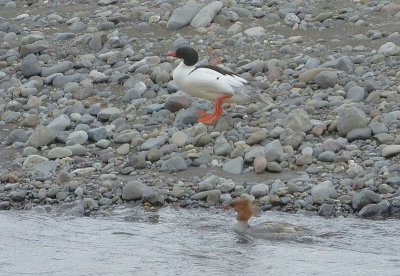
[1,207,399,276]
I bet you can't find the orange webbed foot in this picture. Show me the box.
[197,110,220,125]
[196,94,233,125]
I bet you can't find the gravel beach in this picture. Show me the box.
[1,0,400,219]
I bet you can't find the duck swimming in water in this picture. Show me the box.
[222,198,316,240]
[165,47,269,124]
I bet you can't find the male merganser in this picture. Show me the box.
[222,198,315,240]
[165,47,269,124]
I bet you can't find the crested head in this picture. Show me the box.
[230,198,256,222]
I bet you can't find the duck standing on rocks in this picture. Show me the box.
[220,198,319,240]
[165,47,270,124]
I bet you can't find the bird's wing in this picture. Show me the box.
[186,65,247,93]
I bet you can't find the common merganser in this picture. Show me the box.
[222,198,316,240]
[165,47,269,124]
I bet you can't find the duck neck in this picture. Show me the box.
[233,220,250,233]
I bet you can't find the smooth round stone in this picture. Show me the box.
[369,122,388,134]
[53,32,76,41]
[190,1,223,28]
[116,143,130,155]
[296,153,312,165]
[96,139,111,149]
[347,86,365,101]
[27,126,56,148]
[48,114,71,131]
[142,188,159,204]
[223,156,243,174]
[122,181,146,200]
[311,180,335,199]
[114,131,136,143]
[346,127,372,142]
[246,130,267,145]
[302,147,313,155]
[318,151,336,162]
[386,176,400,186]
[250,183,269,197]
[171,131,188,147]
[147,148,163,162]
[375,133,395,144]
[284,108,312,133]
[378,184,395,194]
[253,155,267,174]
[219,179,235,193]
[47,147,73,159]
[337,107,370,136]
[66,131,88,146]
[70,113,81,122]
[165,156,187,172]
[284,13,300,26]
[352,190,381,210]
[266,162,282,173]
[213,140,231,156]
[314,71,338,88]
[21,54,42,77]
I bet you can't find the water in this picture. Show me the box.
[1,207,400,276]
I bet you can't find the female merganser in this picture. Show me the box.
[165,47,269,124]
[223,198,315,240]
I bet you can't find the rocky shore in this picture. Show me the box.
[1,0,400,219]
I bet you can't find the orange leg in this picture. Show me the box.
[197,94,233,125]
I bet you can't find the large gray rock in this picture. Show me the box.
[223,156,244,174]
[314,71,338,88]
[165,156,187,172]
[41,61,73,77]
[346,127,372,142]
[140,136,167,151]
[20,40,49,57]
[122,181,146,201]
[311,180,335,199]
[378,42,400,56]
[7,129,28,145]
[347,86,365,101]
[47,114,71,131]
[284,108,312,132]
[264,140,284,161]
[66,131,88,146]
[190,1,223,28]
[352,190,381,210]
[369,122,388,135]
[27,126,56,148]
[250,183,269,197]
[337,107,370,136]
[21,54,42,77]
[166,3,204,30]
[382,145,400,157]
[87,127,110,142]
[358,200,390,218]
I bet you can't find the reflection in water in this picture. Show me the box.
[1,207,400,276]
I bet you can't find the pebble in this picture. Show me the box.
[352,190,381,210]
[223,156,244,174]
[190,1,223,28]
[122,181,146,201]
[314,71,338,88]
[167,3,204,30]
[0,0,397,220]
[21,54,41,77]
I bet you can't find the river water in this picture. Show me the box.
[1,206,399,276]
